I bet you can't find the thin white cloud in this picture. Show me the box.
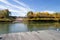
[11,12,26,16]
[0,0,6,1]
[0,5,7,9]
[13,0,29,8]
[0,0,30,12]
[1,1,25,11]
[0,0,34,16]
[41,10,55,14]
[0,5,26,16]
[0,5,21,12]
[13,0,34,11]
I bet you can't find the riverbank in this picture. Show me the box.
[0,9,16,22]
[0,30,60,40]
[23,18,60,22]
[0,18,15,22]
[0,19,12,22]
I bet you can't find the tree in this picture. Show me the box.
[27,11,33,18]
[0,9,11,18]
[3,9,11,18]
[36,12,40,18]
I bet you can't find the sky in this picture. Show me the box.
[0,0,60,16]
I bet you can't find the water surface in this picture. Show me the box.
[0,22,60,35]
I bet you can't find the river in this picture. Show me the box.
[0,21,60,35]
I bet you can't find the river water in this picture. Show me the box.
[0,21,60,35]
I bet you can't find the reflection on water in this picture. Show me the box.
[0,22,60,34]
[26,21,60,31]
[0,22,9,34]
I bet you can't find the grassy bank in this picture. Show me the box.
[0,18,15,22]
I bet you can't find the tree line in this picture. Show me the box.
[27,11,60,19]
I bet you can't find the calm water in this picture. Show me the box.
[0,22,60,35]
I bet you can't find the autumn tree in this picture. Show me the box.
[27,11,34,18]
[0,9,11,18]
[3,9,11,18]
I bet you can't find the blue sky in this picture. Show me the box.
[0,0,60,16]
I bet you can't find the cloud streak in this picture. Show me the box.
[41,10,55,14]
[13,0,29,8]
[0,0,33,16]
